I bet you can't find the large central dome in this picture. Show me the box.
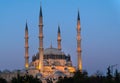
[44,48,65,55]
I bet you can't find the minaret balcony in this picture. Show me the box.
[25,45,29,47]
[77,48,82,52]
[39,35,43,38]
[77,36,81,40]
[25,56,29,58]
[39,23,43,26]
[57,38,61,41]
[24,36,29,39]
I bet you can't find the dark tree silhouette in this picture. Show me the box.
[0,77,7,83]
[57,76,73,83]
[106,66,112,80]
[11,74,42,83]
[56,68,120,83]
[73,70,88,83]
[114,69,120,83]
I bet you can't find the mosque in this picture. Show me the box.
[24,5,82,78]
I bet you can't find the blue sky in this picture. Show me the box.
[0,0,120,75]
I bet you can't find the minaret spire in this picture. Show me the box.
[77,11,82,71]
[25,21,29,69]
[38,5,44,72]
[77,10,80,20]
[57,25,61,50]
[40,6,42,17]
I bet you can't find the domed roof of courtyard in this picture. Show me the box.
[44,47,65,55]
[52,70,66,77]
[36,72,43,78]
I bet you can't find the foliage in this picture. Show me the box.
[0,77,7,83]
[114,69,120,82]
[106,66,112,80]
[57,68,120,83]
[73,70,88,83]
[1,67,120,83]
[57,76,73,83]
[11,74,42,83]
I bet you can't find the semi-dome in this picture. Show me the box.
[53,71,66,77]
[44,48,65,55]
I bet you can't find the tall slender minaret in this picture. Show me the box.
[77,11,82,71]
[57,25,61,50]
[25,22,29,69]
[38,5,44,72]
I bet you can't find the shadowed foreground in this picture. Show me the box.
[57,67,120,83]
[0,67,120,83]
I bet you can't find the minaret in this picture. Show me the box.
[24,22,29,69]
[57,25,61,50]
[38,5,44,72]
[77,11,82,71]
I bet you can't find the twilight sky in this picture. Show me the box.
[0,0,120,75]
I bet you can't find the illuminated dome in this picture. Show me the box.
[44,48,65,55]
[43,47,67,60]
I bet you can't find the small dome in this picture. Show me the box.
[44,48,65,55]
[3,69,11,73]
[53,71,66,77]
[18,69,26,73]
[36,72,43,78]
